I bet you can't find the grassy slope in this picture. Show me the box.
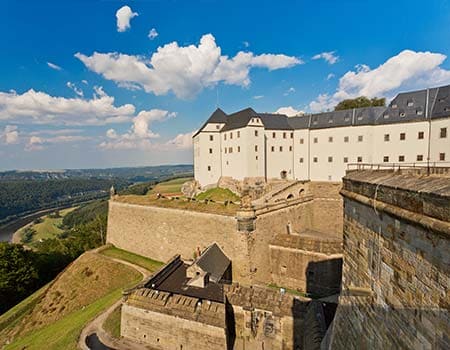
[99,245,163,272]
[0,251,141,350]
[149,177,192,195]
[16,207,76,244]
[196,187,240,202]
[103,304,121,339]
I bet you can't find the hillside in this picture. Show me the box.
[0,250,141,349]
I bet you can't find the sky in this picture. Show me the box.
[1,0,450,170]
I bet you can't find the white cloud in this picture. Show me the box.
[327,73,335,80]
[274,106,305,117]
[116,5,138,32]
[165,131,195,150]
[312,51,339,65]
[82,80,88,85]
[0,88,137,125]
[25,134,90,151]
[99,109,176,150]
[47,62,62,71]
[309,49,450,112]
[148,28,158,40]
[29,128,84,136]
[66,81,84,97]
[253,95,264,100]
[283,87,295,96]
[75,33,302,99]
[243,41,250,48]
[1,125,19,144]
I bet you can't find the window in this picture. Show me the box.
[313,137,318,143]
[344,116,350,122]
[237,131,240,138]
[230,132,233,139]
[300,138,304,144]
[417,109,423,115]
[290,132,294,139]
[216,125,220,129]
[383,156,389,162]
[283,132,286,139]
[328,156,333,163]
[313,157,318,163]
[224,148,227,154]
[384,134,390,141]
[224,134,227,140]
[299,158,304,163]
[229,147,233,153]
[238,146,241,152]
[440,153,446,161]
[440,127,447,138]
[328,116,334,124]
[400,133,406,140]
[357,156,363,163]
[289,146,292,152]
[343,157,348,163]
[255,145,258,152]
[398,155,405,162]
[272,132,276,138]
[418,131,424,139]
[344,136,349,143]
[417,154,423,161]
[209,135,214,141]
[271,146,275,152]
[256,156,258,160]
[279,146,283,152]
[254,130,258,137]
[312,116,318,125]
[328,136,333,143]
[207,166,211,171]
[407,100,414,107]
[358,135,363,142]
[399,112,406,117]
[392,103,398,108]
[209,148,212,154]
[357,115,363,121]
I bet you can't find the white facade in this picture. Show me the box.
[193,86,450,187]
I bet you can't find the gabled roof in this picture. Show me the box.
[220,108,259,132]
[195,243,230,283]
[193,108,228,138]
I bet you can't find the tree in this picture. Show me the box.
[0,243,39,313]
[334,96,385,111]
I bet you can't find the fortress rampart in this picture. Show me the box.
[107,181,343,289]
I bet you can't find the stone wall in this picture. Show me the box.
[328,171,450,349]
[122,304,227,349]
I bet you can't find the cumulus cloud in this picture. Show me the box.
[0,88,136,125]
[66,81,84,97]
[116,5,138,32]
[47,62,62,71]
[274,106,305,117]
[25,134,91,151]
[1,125,19,144]
[75,33,302,99]
[312,51,339,65]
[148,28,158,40]
[165,131,195,150]
[99,109,176,150]
[309,49,450,112]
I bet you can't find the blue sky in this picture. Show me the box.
[1,0,450,170]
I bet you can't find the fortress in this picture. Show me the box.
[106,84,450,349]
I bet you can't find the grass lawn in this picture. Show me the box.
[196,187,240,202]
[16,207,76,245]
[267,283,308,298]
[0,252,141,350]
[100,245,163,272]
[103,304,121,339]
[149,177,192,195]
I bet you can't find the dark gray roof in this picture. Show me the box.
[195,243,230,283]
[196,84,450,135]
[193,108,228,137]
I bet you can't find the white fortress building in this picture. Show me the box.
[193,85,450,187]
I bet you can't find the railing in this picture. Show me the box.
[346,162,450,174]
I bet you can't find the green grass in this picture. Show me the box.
[149,177,192,195]
[17,207,76,245]
[100,246,164,272]
[5,287,130,350]
[103,305,121,339]
[196,187,240,202]
[268,283,308,298]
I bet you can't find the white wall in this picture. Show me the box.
[264,129,295,180]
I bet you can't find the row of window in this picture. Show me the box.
[211,128,448,142]
[207,153,447,171]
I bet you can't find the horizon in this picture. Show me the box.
[1,0,450,170]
